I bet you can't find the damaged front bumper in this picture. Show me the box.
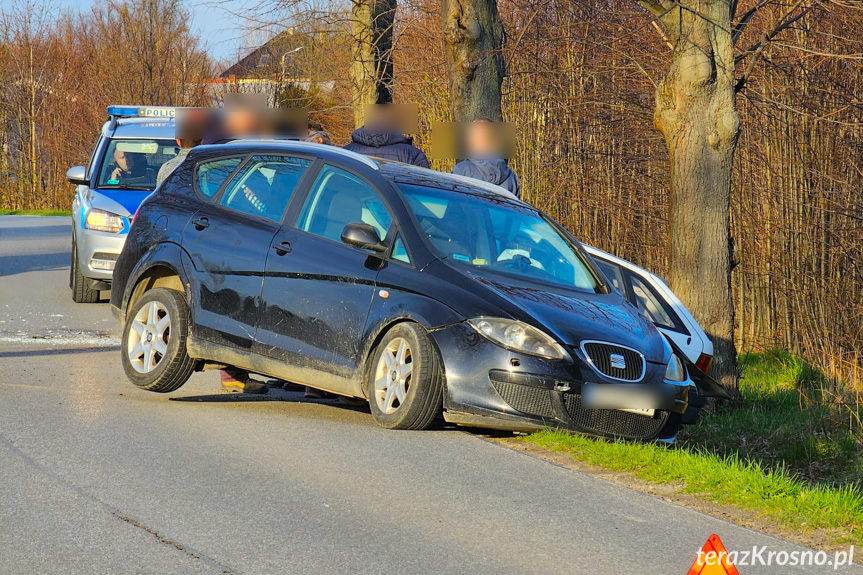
[431,323,690,441]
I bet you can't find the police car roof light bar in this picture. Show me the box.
[107,105,177,119]
[106,106,176,131]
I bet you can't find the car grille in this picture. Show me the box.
[581,341,645,381]
[491,380,555,418]
[564,393,668,439]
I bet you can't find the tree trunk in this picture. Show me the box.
[650,1,740,392]
[349,0,396,128]
[442,0,505,122]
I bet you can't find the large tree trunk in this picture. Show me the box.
[349,0,396,128]
[442,0,505,122]
[650,0,740,392]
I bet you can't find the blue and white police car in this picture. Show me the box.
[67,106,179,303]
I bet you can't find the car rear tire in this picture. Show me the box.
[70,240,99,303]
[121,288,195,393]
[368,323,443,430]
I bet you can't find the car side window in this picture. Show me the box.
[628,274,677,330]
[296,165,393,245]
[594,259,624,293]
[196,157,243,199]
[86,135,103,180]
[391,234,411,264]
[219,155,311,222]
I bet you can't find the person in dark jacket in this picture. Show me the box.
[344,126,430,168]
[452,118,520,198]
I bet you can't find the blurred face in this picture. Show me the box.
[114,149,135,171]
[465,121,497,158]
[225,106,258,136]
[364,103,419,134]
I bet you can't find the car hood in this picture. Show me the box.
[466,269,668,363]
[89,188,151,218]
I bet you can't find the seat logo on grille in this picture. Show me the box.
[610,353,626,370]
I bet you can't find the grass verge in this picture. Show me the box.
[0,208,70,216]
[522,351,863,546]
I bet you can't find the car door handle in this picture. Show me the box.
[272,241,292,255]
[192,217,209,230]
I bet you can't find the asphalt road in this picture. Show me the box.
[0,215,858,575]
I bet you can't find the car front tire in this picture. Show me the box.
[368,323,443,430]
[121,287,195,393]
[70,240,99,303]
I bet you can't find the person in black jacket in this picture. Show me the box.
[452,118,520,198]
[344,126,430,168]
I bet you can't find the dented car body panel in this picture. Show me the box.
[112,141,698,440]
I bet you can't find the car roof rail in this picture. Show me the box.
[222,139,380,171]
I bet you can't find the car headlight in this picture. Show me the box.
[85,208,124,233]
[664,353,687,382]
[467,318,569,360]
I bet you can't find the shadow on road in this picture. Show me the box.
[170,391,371,412]
[0,252,70,277]
[0,223,71,238]
[0,345,119,359]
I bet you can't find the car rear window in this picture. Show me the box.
[196,157,243,198]
[219,155,312,222]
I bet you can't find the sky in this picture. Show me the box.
[52,0,259,63]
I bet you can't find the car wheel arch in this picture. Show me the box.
[126,264,186,318]
[361,317,448,399]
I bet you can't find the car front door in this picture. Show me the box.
[255,163,394,393]
[181,154,312,351]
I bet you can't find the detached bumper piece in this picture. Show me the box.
[484,370,684,441]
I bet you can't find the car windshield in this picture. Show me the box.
[96,138,179,190]
[399,183,601,292]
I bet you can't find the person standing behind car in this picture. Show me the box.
[452,118,520,199]
[344,104,429,167]
[305,129,333,146]
[155,137,202,186]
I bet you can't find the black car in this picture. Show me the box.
[111,140,695,440]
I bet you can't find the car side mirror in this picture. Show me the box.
[341,222,387,253]
[66,166,88,186]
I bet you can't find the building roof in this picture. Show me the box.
[220,30,305,80]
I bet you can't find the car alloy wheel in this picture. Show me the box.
[127,300,171,374]
[373,337,413,414]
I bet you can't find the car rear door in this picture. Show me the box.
[255,163,394,392]
[181,154,312,352]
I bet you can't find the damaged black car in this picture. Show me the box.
[111,140,722,441]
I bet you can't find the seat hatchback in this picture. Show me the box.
[112,141,702,440]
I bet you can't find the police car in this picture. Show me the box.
[67,106,180,303]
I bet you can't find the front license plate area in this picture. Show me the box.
[618,407,655,418]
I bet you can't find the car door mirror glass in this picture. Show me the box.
[341,222,386,252]
[66,165,88,186]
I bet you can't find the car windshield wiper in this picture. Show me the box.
[99,185,153,191]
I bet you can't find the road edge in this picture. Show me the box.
[483,435,859,564]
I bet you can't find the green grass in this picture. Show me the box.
[683,351,861,485]
[523,351,863,544]
[0,208,71,216]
